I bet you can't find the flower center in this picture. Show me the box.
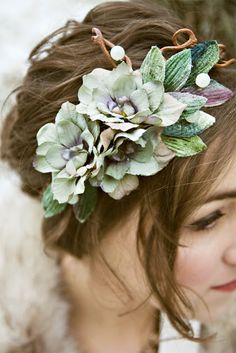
[110,140,138,162]
[108,96,137,117]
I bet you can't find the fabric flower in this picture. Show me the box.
[76,61,187,132]
[34,102,107,204]
[99,126,176,199]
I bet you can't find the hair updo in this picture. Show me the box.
[1,0,236,341]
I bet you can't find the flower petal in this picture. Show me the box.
[46,145,67,169]
[78,85,92,105]
[37,123,57,145]
[74,176,87,195]
[36,142,55,156]
[105,161,129,180]
[83,69,109,90]
[89,114,123,123]
[100,175,118,193]
[108,174,139,199]
[130,88,149,112]
[33,155,59,173]
[100,128,116,151]
[114,128,146,143]
[55,101,78,124]
[128,157,163,176]
[80,128,95,153]
[109,62,132,84]
[131,140,153,162]
[112,75,137,98]
[143,81,164,111]
[87,120,100,141]
[157,93,187,126]
[106,122,138,131]
[68,194,79,205]
[57,120,82,148]
[52,177,76,203]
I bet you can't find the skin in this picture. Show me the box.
[60,157,236,352]
[175,157,236,323]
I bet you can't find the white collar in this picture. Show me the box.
[159,313,201,353]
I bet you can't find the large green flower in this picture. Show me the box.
[76,61,187,132]
[90,126,175,199]
[34,102,108,204]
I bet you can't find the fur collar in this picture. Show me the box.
[0,160,236,353]
[0,161,78,353]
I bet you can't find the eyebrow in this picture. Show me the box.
[205,190,236,203]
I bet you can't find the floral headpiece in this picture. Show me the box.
[33,28,235,223]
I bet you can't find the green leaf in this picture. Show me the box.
[184,41,220,87]
[140,46,166,84]
[186,111,215,128]
[73,181,97,223]
[164,49,192,91]
[169,92,207,118]
[161,135,207,157]
[42,185,66,218]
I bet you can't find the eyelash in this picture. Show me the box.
[189,210,225,231]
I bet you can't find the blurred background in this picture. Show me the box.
[1,0,236,114]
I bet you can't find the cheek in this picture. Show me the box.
[175,246,216,288]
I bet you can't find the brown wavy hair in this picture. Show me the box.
[1,0,236,345]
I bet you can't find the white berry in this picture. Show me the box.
[110,46,125,61]
[195,73,211,88]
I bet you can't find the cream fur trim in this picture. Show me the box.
[0,161,78,353]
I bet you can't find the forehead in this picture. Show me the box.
[204,156,236,202]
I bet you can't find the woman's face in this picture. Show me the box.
[175,158,236,323]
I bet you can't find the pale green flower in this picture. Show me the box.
[92,126,175,199]
[76,61,187,132]
[34,101,106,204]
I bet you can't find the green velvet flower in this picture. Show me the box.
[34,102,109,205]
[97,126,175,199]
[76,61,187,132]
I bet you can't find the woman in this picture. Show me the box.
[1,0,236,352]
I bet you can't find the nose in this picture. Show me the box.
[223,246,236,266]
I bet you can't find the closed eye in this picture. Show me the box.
[187,209,225,231]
